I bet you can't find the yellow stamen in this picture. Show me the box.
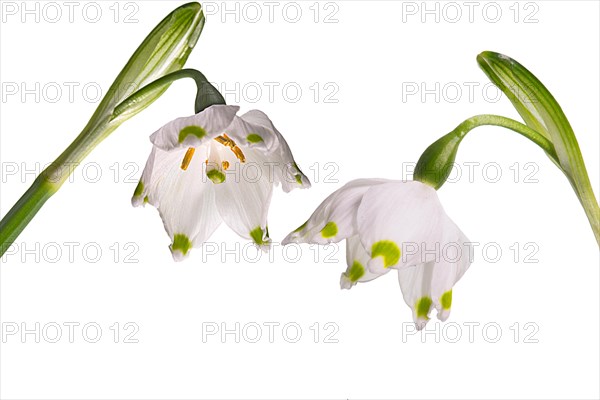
[180,147,195,170]
[231,146,246,163]
[222,160,230,170]
[214,135,230,147]
[214,133,246,163]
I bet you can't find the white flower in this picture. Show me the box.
[133,105,310,261]
[283,179,471,329]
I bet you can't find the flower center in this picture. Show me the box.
[179,134,245,172]
[214,133,246,163]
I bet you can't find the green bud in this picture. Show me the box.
[413,131,463,190]
[92,2,205,126]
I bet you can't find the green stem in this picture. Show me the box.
[0,120,112,257]
[0,69,221,258]
[415,114,599,245]
[454,114,559,162]
[0,178,56,257]
[569,177,600,246]
[112,68,224,119]
[414,114,559,191]
[457,115,598,244]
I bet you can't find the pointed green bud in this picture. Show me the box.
[94,2,205,125]
[413,131,463,190]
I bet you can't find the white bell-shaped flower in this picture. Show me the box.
[133,105,310,260]
[283,179,471,329]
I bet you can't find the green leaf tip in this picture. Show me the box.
[477,51,599,245]
[476,50,582,173]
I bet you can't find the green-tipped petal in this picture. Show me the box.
[340,235,392,290]
[371,240,401,268]
[321,222,338,238]
[171,234,192,261]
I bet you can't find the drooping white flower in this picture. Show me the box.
[133,104,310,260]
[283,179,471,329]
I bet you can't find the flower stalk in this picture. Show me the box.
[112,68,224,120]
[414,51,599,245]
[414,114,557,191]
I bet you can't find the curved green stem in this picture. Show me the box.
[453,115,598,244]
[453,114,559,162]
[112,68,224,120]
[414,114,559,191]
[414,114,599,245]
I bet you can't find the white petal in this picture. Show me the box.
[150,105,239,151]
[429,218,472,321]
[132,146,156,207]
[135,145,221,261]
[213,146,274,251]
[283,179,391,245]
[397,216,471,328]
[241,110,310,192]
[340,235,391,290]
[355,181,445,272]
[397,261,436,330]
[225,113,278,152]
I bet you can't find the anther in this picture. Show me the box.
[214,133,246,163]
[180,147,195,170]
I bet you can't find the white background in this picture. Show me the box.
[1,1,599,399]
